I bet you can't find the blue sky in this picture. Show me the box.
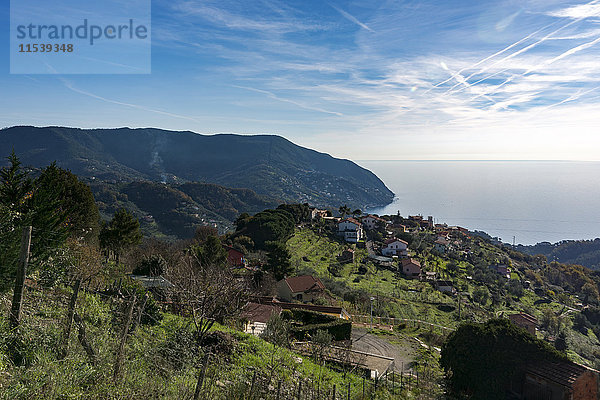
[2,0,600,160]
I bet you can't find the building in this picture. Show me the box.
[509,312,538,336]
[241,302,281,336]
[223,245,246,267]
[361,214,388,230]
[423,271,437,281]
[338,248,355,264]
[490,264,512,279]
[392,223,407,233]
[436,280,456,294]
[338,218,364,243]
[434,236,450,254]
[311,208,328,220]
[276,275,326,302]
[518,361,599,400]
[401,258,422,279]
[382,238,409,257]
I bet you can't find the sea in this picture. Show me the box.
[357,161,600,246]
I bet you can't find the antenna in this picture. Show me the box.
[512,236,516,247]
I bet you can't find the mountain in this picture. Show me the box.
[517,239,600,271]
[0,126,394,209]
[91,181,278,239]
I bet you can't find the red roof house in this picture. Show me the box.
[276,275,326,302]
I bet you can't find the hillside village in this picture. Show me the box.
[2,157,600,399]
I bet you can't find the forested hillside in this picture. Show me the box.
[0,126,394,209]
[518,239,600,271]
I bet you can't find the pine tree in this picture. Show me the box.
[99,209,142,261]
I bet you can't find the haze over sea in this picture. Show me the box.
[358,161,600,246]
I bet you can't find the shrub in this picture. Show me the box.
[291,320,352,341]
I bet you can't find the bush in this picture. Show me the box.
[106,278,163,326]
[291,320,352,341]
[155,327,198,372]
[288,309,336,325]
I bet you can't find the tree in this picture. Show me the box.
[351,209,362,218]
[582,282,599,303]
[441,319,566,399]
[261,313,291,348]
[232,235,254,253]
[265,241,292,280]
[276,203,310,224]
[507,280,524,298]
[0,151,33,212]
[194,225,218,243]
[169,251,247,343]
[99,209,142,261]
[338,205,351,218]
[0,153,70,291]
[36,164,99,242]
[554,331,568,351]
[192,235,227,268]
[237,209,294,249]
[133,254,168,276]
[472,286,489,305]
[235,212,251,231]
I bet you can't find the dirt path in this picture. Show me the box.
[351,328,418,372]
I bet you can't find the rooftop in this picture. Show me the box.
[283,275,325,293]
[526,361,597,388]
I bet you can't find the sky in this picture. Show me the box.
[2,0,600,160]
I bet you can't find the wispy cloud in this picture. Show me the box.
[59,78,204,123]
[233,85,344,116]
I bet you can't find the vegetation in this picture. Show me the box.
[440,319,566,399]
[2,152,600,399]
[99,209,142,261]
[518,239,600,271]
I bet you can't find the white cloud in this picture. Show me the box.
[547,2,600,19]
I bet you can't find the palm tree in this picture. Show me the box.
[352,209,362,218]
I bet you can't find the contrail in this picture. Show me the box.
[428,22,554,92]
[446,18,585,94]
[59,78,204,123]
[329,3,374,32]
[233,85,344,116]
[471,33,600,101]
[448,0,600,97]
[539,85,600,111]
[440,61,496,104]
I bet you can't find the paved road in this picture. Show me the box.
[351,328,418,372]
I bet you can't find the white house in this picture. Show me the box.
[361,214,388,230]
[241,302,281,336]
[338,218,364,243]
[382,238,408,257]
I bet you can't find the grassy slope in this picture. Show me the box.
[286,227,600,369]
[0,286,404,400]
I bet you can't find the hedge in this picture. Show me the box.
[291,320,352,341]
[282,309,336,325]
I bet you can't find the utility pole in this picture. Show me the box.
[10,226,32,329]
[370,297,374,330]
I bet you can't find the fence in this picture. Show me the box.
[192,354,424,400]
[351,315,454,332]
